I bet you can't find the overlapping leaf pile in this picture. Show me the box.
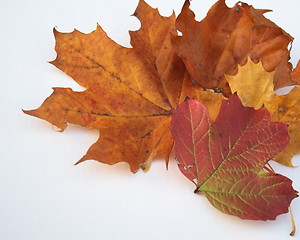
[25,0,299,224]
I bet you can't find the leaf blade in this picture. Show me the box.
[171,95,297,220]
[24,0,189,172]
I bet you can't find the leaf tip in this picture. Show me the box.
[181,0,193,17]
[48,59,56,66]
[22,109,36,117]
[183,0,190,8]
[22,109,29,115]
[75,157,86,165]
[132,0,150,18]
[52,27,60,37]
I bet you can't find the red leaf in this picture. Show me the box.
[170,95,298,220]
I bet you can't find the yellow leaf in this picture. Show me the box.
[226,57,275,109]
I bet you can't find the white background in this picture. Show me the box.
[1,0,300,239]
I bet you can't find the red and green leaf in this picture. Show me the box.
[170,95,298,220]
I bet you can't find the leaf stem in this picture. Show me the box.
[290,206,296,236]
[263,162,275,174]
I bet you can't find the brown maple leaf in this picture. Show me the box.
[226,58,300,166]
[172,0,296,95]
[171,95,298,220]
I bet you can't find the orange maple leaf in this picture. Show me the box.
[24,0,188,172]
[172,0,296,95]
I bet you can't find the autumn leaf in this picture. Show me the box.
[170,95,298,220]
[226,57,275,110]
[172,0,296,95]
[24,0,188,172]
[226,58,300,166]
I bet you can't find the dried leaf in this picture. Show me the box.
[171,95,298,220]
[226,57,275,110]
[24,0,188,172]
[172,0,295,95]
